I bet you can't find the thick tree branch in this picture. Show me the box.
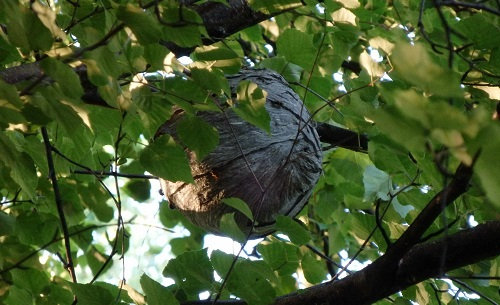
[383,162,473,260]
[182,161,490,305]
[315,122,368,152]
[182,221,500,305]
[273,221,500,305]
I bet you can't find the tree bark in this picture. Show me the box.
[182,221,500,305]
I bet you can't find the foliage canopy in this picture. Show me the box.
[0,1,499,305]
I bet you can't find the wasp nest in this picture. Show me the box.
[155,69,322,238]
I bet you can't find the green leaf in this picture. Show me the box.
[192,43,242,74]
[124,179,151,202]
[144,43,170,71]
[0,133,37,198]
[31,2,66,40]
[258,57,303,83]
[82,47,121,86]
[140,274,179,305]
[455,14,500,49]
[78,183,114,222]
[45,284,74,305]
[190,67,230,95]
[257,241,300,275]
[0,211,15,236]
[211,250,235,278]
[301,252,327,284]
[4,286,32,305]
[177,115,219,160]
[162,25,203,47]
[0,107,25,127]
[363,165,391,201]
[0,35,21,65]
[0,79,23,109]
[116,4,162,44]
[40,57,84,99]
[219,213,247,243]
[139,135,193,183]
[474,124,500,208]
[15,213,59,246]
[222,197,254,221]
[159,201,185,228]
[86,248,113,276]
[275,215,311,245]
[161,6,203,47]
[162,249,214,295]
[11,268,50,295]
[225,260,276,305]
[233,80,270,133]
[249,0,303,14]
[1,2,53,51]
[31,89,92,154]
[391,43,462,97]
[70,283,114,305]
[372,106,426,152]
[276,29,316,69]
[212,251,277,304]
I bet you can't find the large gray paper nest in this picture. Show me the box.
[156,69,322,238]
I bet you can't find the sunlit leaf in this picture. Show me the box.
[117,4,162,44]
[222,197,254,221]
[391,43,462,97]
[40,57,84,99]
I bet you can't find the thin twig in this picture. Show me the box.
[440,0,500,15]
[41,127,78,283]
[448,277,499,305]
[72,170,158,179]
[0,221,173,276]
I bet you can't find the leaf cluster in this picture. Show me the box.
[0,0,499,305]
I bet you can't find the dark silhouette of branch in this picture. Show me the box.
[72,170,158,179]
[440,0,500,16]
[41,127,78,284]
[181,221,500,305]
[447,277,499,305]
[383,161,473,262]
[180,159,492,305]
[315,122,368,152]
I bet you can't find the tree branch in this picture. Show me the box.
[41,127,78,284]
[182,160,488,305]
[182,221,500,305]
[315,122,368,152]
[383,162,473,261]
